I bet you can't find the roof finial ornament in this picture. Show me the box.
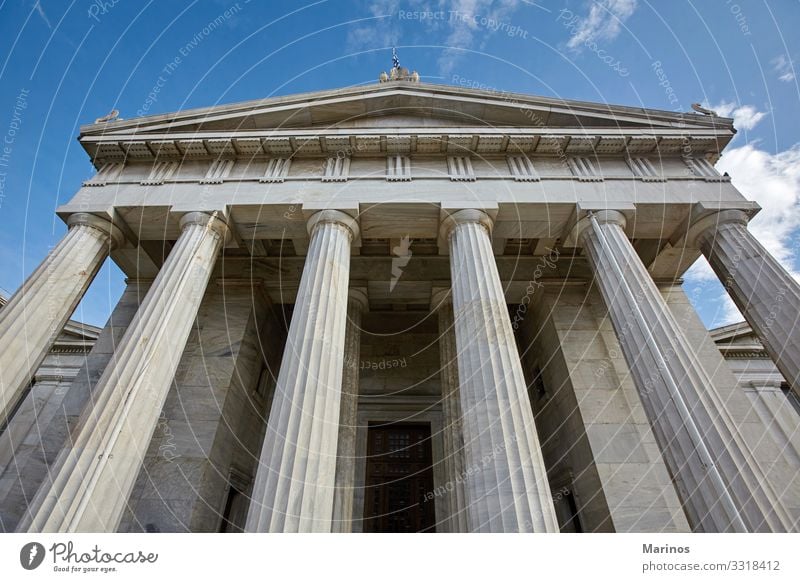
[691,103,718,116]
[380,47,419,83]
[94,109,120,123]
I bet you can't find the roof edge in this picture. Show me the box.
[80,81,734,137]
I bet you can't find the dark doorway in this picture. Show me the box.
[363,423,436,532]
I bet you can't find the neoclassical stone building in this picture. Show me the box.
[1,71,799,533]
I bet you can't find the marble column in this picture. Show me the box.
[431,289,469,533]
[246,210,358,533]
[578,209,791,532]
[692,210,800,393]
[440,209,558,533]
[332,288,367,533]
[20,211,227,533]
[0,213,123,424]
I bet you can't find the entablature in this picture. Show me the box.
[81,150,730,188]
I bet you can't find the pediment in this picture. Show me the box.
[82,82,733,137]
[710,321,760,347]
[79,82,736,164]
[58,321,101,343]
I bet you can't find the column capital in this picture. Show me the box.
[686,209,749,247]
[306,209,359,240]
[179,211,229,239]
[439,209,494,241]
[569,209,627,246]
[348,288,369,311]
[67,213,125,249]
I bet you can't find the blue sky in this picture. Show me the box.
[0,0,798,328]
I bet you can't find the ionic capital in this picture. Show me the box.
[686,209,749,248]
[179,211,229,239]
[67,213,125,249]
[306,209,359,240]
[570,209,627,246]
[439,208,494,241]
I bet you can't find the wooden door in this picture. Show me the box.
[363,423,436,532]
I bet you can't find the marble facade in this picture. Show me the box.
[1,78,799,532]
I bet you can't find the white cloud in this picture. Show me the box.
[718,144,800,271]
[346,0,403,53]
[683,254,716,282]
[346,0,526,75]
[709,101,768,131]
[685,258,746,326]
[717,292,744,325]
[772,54,796,83]
[565,0,637,51]
[438,0,522,74]
[685,142,800,325]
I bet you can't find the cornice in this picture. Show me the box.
[81,130,730,166]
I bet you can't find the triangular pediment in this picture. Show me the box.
[82,82,733,137]
[59,321,101,342]
[710,321,760,347]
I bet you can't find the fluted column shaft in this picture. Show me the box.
[246,210,357,533]
[433,291,469,533]
[696,211,800,393]
[332,289,367,533]
[442,209,558,533]
[580,210,791,532]
[745,382,800,468]
[0,213,122,424]
[21,211,226,533]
